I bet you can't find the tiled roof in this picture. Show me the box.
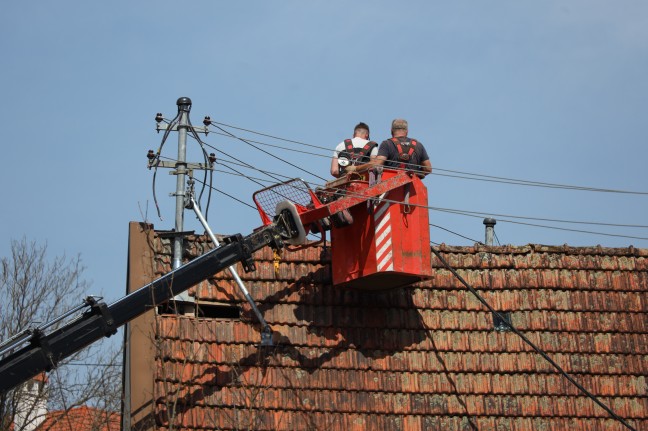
[36,406,119,431]
[148,234,647,430]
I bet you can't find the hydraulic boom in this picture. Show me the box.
[0,218,296,393]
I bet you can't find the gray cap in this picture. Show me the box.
[391,118,408,130]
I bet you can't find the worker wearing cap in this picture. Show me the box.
[375,119,432,177]
[330,122,378,178]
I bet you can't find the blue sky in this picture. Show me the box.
[1,1,647,304]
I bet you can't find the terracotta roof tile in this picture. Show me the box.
[140,231,648,430]
[36,406,119,431]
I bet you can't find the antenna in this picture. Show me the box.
[149,97,212,313]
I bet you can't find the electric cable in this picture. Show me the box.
[427,205,648,229]
[210,156,648,238]
[186,132,320,206]
[196,161,648,245]
[210,159,648,241]
[210,120,325,150]
[433,207,648,241]
[151,121,640,429]
[210,121,648,195]
[205,169,214,220]
[196,156,638,429]
[214,162,267,189]
[186,132,286,184]
[210,123,329,182]
[215,159,294,184]
[430,224,484,244]
[431,246,638,431]
[171,124,648,241]
[152,114,181,219]
[66,362,121,367]
[433,167,648,195]
[208,129,330,158]
[186,115,214,220]
[193,178,256,210]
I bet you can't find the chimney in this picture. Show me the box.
[14,373,48,431]
[483,218,497,246]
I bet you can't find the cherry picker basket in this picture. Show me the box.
[253,170,432,289]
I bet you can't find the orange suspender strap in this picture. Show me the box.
[344,139,354,153]
[391,138,417,168]
[362,141,375,152]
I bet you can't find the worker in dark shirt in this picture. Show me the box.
[375,118,432,177]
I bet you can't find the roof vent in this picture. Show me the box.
[483,218,497,246]
[493,311,512,331]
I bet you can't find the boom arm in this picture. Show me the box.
[0,221,292,393]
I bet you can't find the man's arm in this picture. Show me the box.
[419,159,432,178]
[345,155,381,174]
[330,156,341,177]
[350,142,388,173]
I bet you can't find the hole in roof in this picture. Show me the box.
[197,303,241,319]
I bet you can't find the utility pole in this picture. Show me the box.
[173,97,190,271]
[149,97,212,313]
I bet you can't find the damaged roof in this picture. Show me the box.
[136,227,647,430]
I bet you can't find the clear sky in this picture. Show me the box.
[1,1,647,305]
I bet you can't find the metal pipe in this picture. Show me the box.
[0,298,96,358]
[483,218,497,246]
[190,197,273,346]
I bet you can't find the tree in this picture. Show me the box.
[0,238,122,431]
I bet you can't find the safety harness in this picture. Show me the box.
[390,137,418,169]
[338,139,377,174]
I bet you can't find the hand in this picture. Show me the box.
[346,165,356,173]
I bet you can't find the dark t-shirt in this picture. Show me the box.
[377,137,429,172]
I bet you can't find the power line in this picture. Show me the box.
[173,121,648,241]
[211,159,648,233]
[428,205,648,229]
[431,247,637,431]
[433,169,648,195]
[185,133,287,184]
[430,224,483,244]
[214,159,295,181]
[193,178,256,210]
[210,121,648,196]
[197,160,648,242]
[433,207,648,241]
[66,362,121,367]
[209,130,329,159]
[211,120,325,150]
[209,124,329,182]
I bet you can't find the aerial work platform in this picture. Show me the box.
[253,169,432,290]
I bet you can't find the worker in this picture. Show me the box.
[330,122,378,178]
[375,118,432,177]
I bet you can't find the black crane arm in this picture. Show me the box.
[0,219,293,393]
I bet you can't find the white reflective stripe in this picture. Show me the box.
[374,201,390,220]
[376,239,392,262]
[374,200,393,272]
[376,222,391,247]
[377,250,394,271]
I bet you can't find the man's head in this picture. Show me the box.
[353,122,370,139]
[391,118,408,137]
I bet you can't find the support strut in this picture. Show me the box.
[189,197,273,346]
